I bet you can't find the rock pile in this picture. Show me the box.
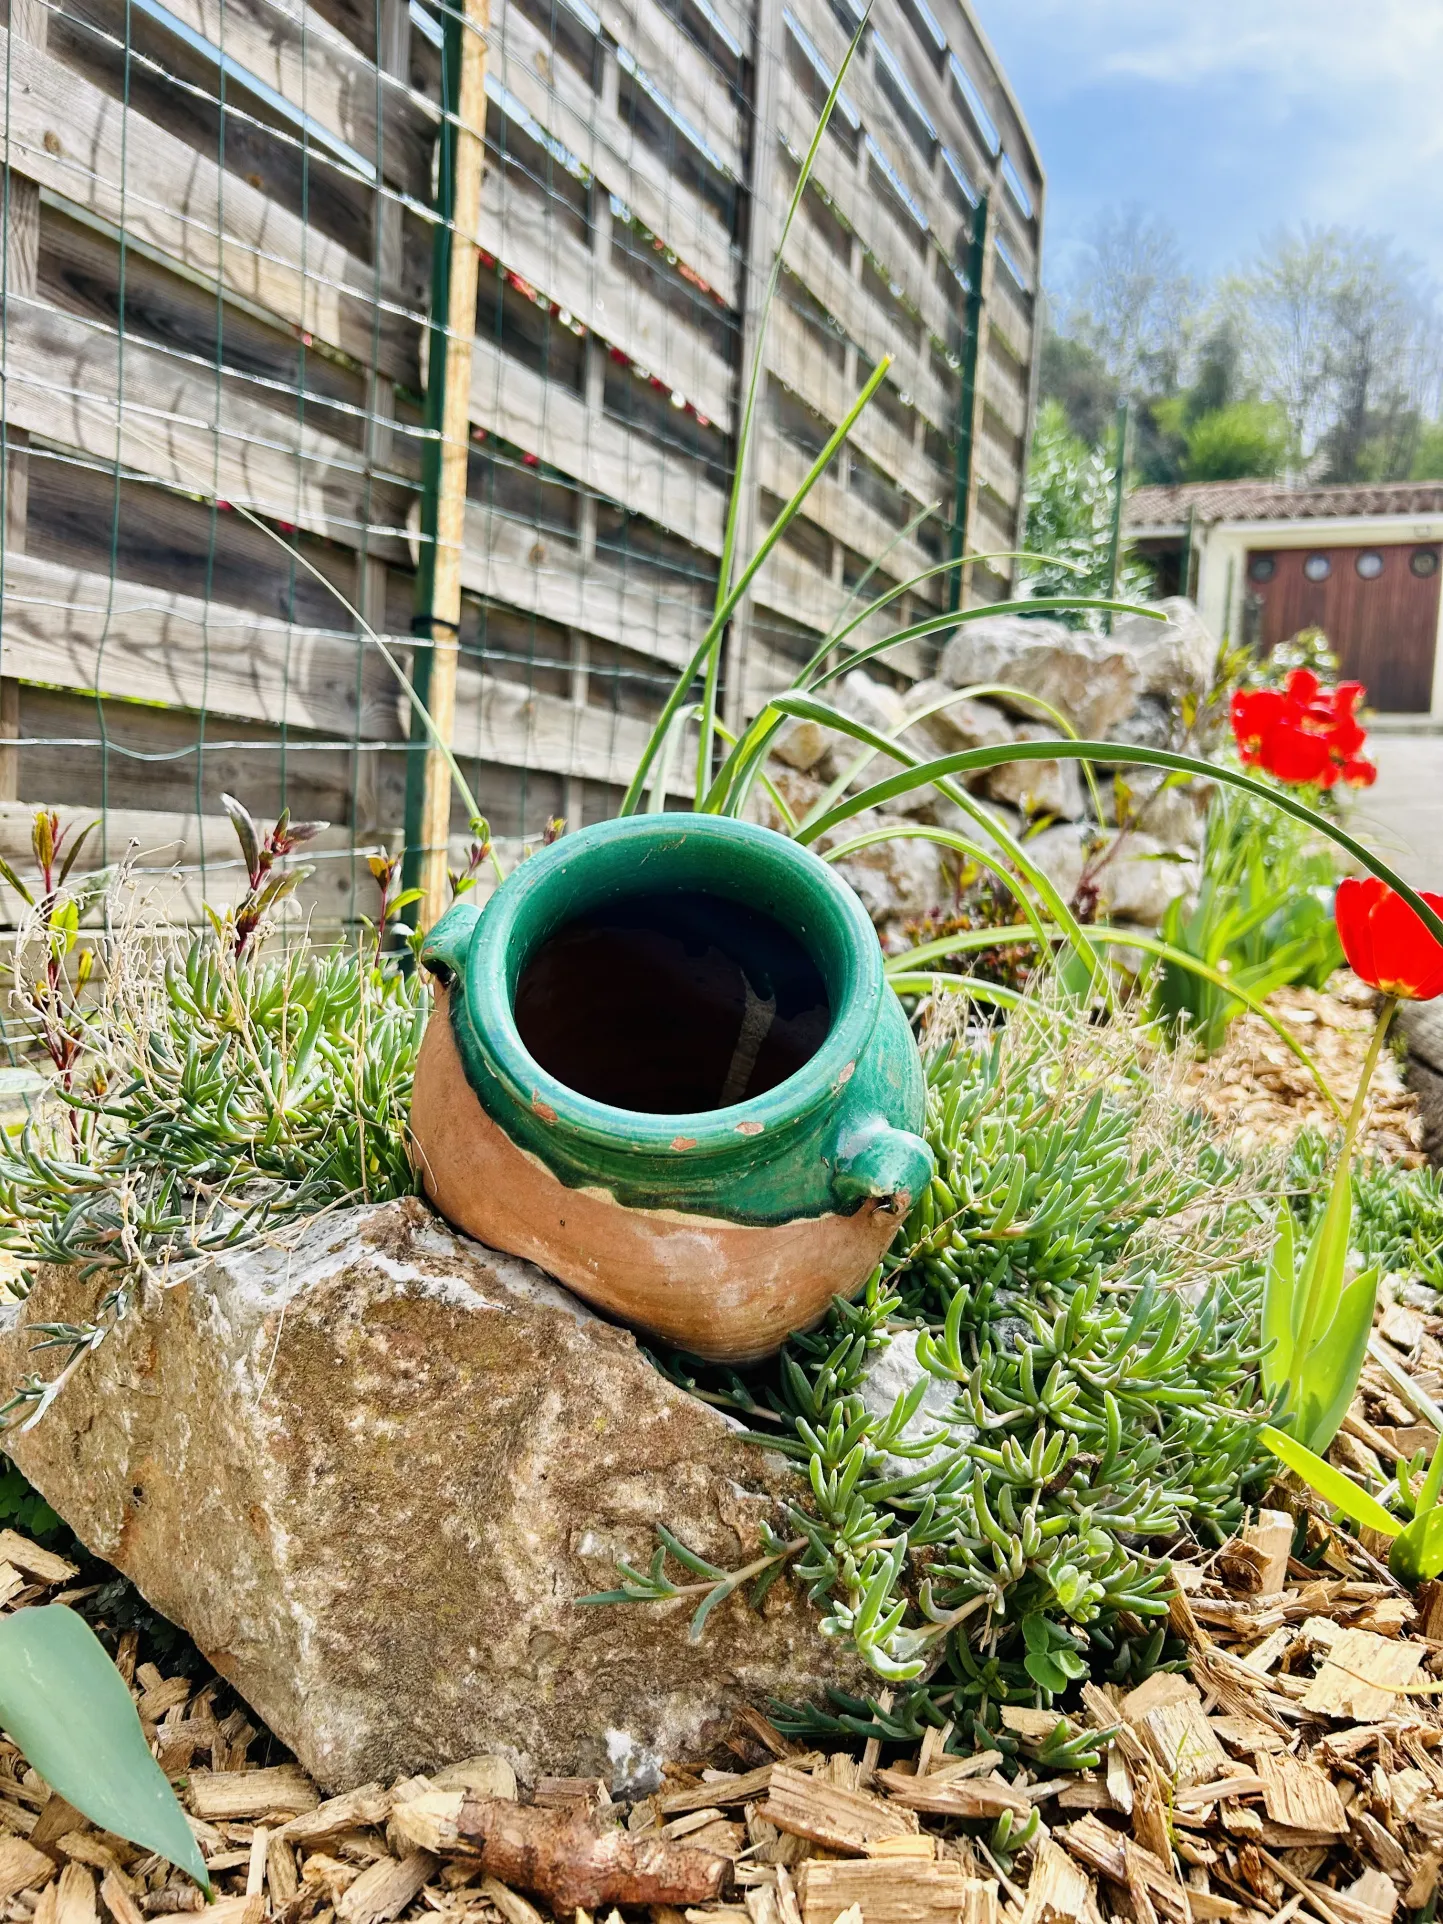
[759,598,1219,949]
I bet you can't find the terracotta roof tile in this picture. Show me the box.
[1125,479,1443,530]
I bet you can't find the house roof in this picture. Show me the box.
[1126,479,1443,532]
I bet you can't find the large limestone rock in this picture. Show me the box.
[939,616,1142,738]
[0,1200,863,1791]
[1113,597,1216,700]
[981,727,1085,822]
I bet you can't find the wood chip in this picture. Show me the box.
[334,1850,435,1924]
[198,1901,263,1924]
[187,1769,319,1822]
[874,1770,1030,1821]
[1057,1816,1189,1924]
[0,1836,57,1900]
[1127,1685,1232,1788]
[1255,1754,1348,1835]
[136,1679,192,1724]
[50,1865,97,1924]
[1300,1627,1426,1720]
[1018,1839,1101,1924]
[795,1857,967,1924]
[99,1870,144,1924]
[661,1764,800,1816]
[1241,1512,1294,1596]
[961,1882,1000,1924]
[763,1766,918,1853]
[0,1532,78,1585]
[430,1758,517,1801]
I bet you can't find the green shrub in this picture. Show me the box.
[621,995,1274,1727]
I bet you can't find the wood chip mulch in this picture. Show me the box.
[6,1417,1443,1924]
[1184,972,1424,1167]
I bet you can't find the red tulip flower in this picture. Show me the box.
[1230,669,1377,788]
[1335,876,1443,1001]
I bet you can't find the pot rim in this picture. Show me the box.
[463,814,885,1162]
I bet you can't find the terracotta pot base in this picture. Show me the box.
[410,988,899,1363]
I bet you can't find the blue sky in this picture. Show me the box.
[971,1,1443,291]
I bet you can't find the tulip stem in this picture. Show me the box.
[1341,994,1398,1163]
[1290,992,1398,1384]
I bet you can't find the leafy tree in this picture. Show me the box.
[1181,401,1290,481]
[1039,316,1119,448]
[1059,207,1195,397]
[1411,420,1443,481]
[1020,400,1151,626]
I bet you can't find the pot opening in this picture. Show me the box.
[513,889,831,1114]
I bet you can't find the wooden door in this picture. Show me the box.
[1245,542,1441,712]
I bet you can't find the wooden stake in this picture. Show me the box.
[414,0,489,929]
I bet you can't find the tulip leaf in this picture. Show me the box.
[1298,1266,1381,1456]
[1260,1201,1295,1399]
[1260,1425,1400,1539]
[0,1606,210,1889]
[1390,1507,1443,1584]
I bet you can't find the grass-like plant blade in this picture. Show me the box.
[693,7,872,801]
[1261,1202,1296,1401]
[767,692,1104,984]
[824,824,1053,949]
[1260,1426,1399,1537]
[622,356,893,816]
[0,1606,210,1889]
[1299,1266,1380,1455]
[796,739,1443,949]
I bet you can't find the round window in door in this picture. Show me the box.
[1412,549,1440,578]
[1303,554,1332,582]
[1355,550,1384,579]
[1248,554,1276,583]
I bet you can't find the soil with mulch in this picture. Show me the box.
[1184,972,1424,1166]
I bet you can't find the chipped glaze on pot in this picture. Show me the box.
[409,814,932,1362]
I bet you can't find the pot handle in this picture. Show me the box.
[831,1119,934,1215]
[419,898,482,987]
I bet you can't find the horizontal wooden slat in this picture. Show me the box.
[476,187,736,427]
[3,293,414,550]
[491,7,738,303]
[0,26,419,382]
[0,551,399,736]
[469,333,728,556]
[590,0,745,168]
[451,664,686,792]
[757,435,934,588]
[461,509,707,669]
[159,0,440,197]
[767,302,950,507]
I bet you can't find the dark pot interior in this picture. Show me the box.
[512,888,832,1114]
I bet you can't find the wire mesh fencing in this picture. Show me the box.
[0,0,1044,957]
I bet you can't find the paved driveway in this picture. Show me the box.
[1347,725,1443,894]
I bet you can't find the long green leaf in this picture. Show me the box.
[708,594,1158,818]
[823,824,1053,950]
[693,7,873,801]
[1298,1266,1379,1455]
[622,355,893,816]
[797,739,1443,950]
[1259,1426,1399,1537]
[764,692,1105,986]
[0,1606,211,1888]
[1391,1506,1443,1583]
[1260,1202,1296,1401]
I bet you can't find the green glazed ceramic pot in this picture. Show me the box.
[409,814,933,1361]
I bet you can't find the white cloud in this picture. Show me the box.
[979,1,1443,270]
